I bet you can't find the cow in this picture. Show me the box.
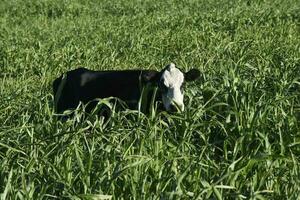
[53,63,200,115]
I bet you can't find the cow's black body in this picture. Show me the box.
[53,68,160,114]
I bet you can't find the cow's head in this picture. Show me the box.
[143,63,200,112]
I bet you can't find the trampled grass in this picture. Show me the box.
[0,0,300,199]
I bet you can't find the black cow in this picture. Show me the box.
[53,63,200,115]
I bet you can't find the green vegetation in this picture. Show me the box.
[1,0,300,199]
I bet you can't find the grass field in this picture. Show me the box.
[1,0,300,199]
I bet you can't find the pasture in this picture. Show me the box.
[0,0,300,199]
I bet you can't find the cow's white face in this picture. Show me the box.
[142,63,200,112]
[160,63,185,112]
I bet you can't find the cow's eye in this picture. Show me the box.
[159,80,168,92]
[161,84,168,92]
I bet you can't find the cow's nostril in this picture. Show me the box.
[169,104,183,112]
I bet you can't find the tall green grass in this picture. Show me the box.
[1,0,300,199]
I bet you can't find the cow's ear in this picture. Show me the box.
[142,71,160,83]
[185,69,200,82]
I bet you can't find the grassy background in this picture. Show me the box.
[1,0,300,199]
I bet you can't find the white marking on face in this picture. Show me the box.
[160,63,185,112]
